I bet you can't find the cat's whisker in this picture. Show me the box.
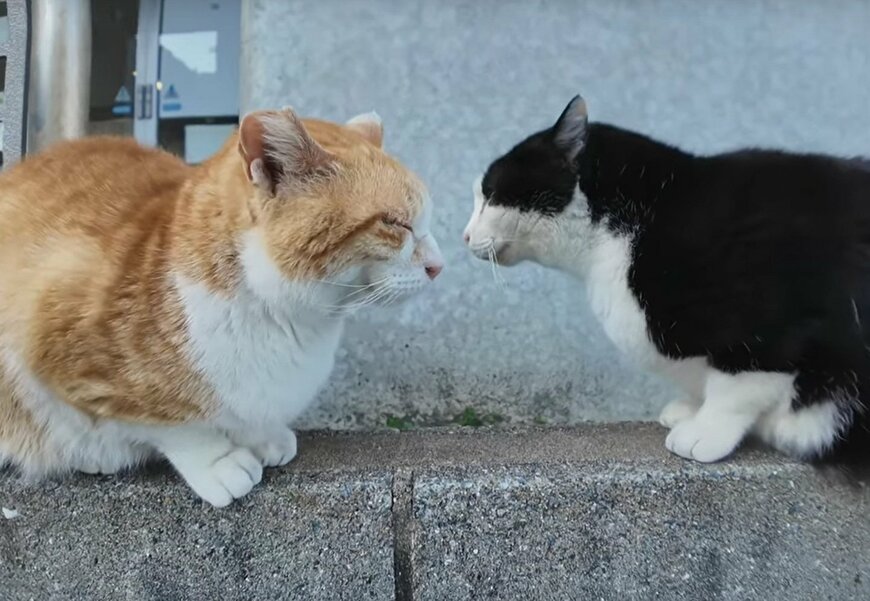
[350,290,386,310]
[340,284,394,312]
[469,242,494,254]
[312,278,382,289]
[374,288,401,308]
[340,278,391,301]
[484,243,507,290]
[488,245,508,290]
[301,277,393,312]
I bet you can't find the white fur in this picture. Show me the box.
[666,370,795,462]
[346,111,383,127]
[584,232,660,366]
[177,235,345,431]
[658,398,700,429]
[465,178,845,462]
[146,425,264,508]
[754,397,853,458]
[346,112,384,146]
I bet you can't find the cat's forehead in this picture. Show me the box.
[303,118,428,217]
[365,156,428,216]
[480,137,576,214]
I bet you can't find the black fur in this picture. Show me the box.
[483,100,870,463]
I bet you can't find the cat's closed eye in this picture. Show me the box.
[381,214,413,232]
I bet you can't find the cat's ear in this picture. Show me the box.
[238,108,333,194]
[346,111,384,148]
[552,95,589,163]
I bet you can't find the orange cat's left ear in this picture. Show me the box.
[238,108,334,194]
[346,111,384,148]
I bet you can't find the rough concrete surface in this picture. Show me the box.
[2,426,868,600]
[241,0,870,430]
[1,468,394,601]
[411,465,869,601]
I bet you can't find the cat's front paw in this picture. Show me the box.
[186,447,263,508]
[658,398,699,429]
[253,429,298,467]
[665,416,746,463]
[76,460,122,475]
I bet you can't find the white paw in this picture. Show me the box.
[253,429,298,468]
[665,416,747,463]
[658,398,700,429]
[186,447,263,508]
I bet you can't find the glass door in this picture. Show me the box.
[89,0,240,163]
[89,0,140,138]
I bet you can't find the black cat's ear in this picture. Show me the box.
[552,95,588,163]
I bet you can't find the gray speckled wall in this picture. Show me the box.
[242,0,870,429]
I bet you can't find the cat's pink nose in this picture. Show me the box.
[425,263,443,280]
[463,232,470,244]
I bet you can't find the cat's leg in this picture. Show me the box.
[658,399,701,429]
[149,425,263,507]
[67,424,155,475]
[665,370,795,462]
[658,358,707,428]
[75,450,151,475]
[229,424,298,468]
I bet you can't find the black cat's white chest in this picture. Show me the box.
[584,228,668,368]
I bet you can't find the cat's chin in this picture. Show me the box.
[472,250,522,268]
[496,254,523,267]
[492,244,525,267]
[470,242,523,267]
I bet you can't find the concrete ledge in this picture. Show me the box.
[2,424,868,600]
[1,470,394,601]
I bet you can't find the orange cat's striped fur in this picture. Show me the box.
[0,107,443,506]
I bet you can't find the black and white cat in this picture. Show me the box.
[464,95,870,464]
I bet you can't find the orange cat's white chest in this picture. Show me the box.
[174,275,343,427]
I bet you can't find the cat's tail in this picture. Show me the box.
[817,391,870,476]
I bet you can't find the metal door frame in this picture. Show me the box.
[134,0,161,146]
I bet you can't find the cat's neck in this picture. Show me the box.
[577,123,694,232]
[169,136,347,320]
[528,194,600,277]
[540,124,695,279]
[169,137,253,292]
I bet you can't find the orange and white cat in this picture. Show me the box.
[0,107,442,506]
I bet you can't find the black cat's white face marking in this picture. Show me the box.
[464,176,555,267]
[463,96,592,269]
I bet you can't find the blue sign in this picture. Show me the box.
[162,84,182,112]
[112,85,132,116]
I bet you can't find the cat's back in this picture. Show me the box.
[701,148,870,214]
[0,137,190,346]
[0,136,188,241]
